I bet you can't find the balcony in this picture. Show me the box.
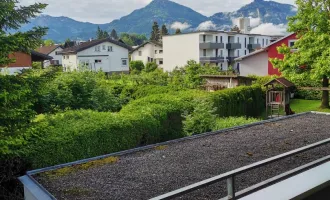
[227,56,238,62]
[247,44,261,50]
[199,42,225,49]
[226,43,242,50]
[200,56,225,63]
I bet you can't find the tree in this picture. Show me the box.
[120,33,147,46]
[150,21,160,42]
[0,0,48,66]
[161,24,169,39]
[110,29,119,40]
[44,39,55,46]
[230,25,240,33]
[270,0,330,108]
[130,60,145,73]
[145,62,158,72]
[96,26,103,39]
[175,28,181,34]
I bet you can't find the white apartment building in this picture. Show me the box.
[131,41,163,68]
[36,45,63,67]
[162,31,272,72]
[61,38,132,73]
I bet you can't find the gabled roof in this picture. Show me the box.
[235,33,296,61]
[131,41,162,53]
[31,50,53,61]
[264,77,295,88]
[36,45,62,55]
[61,38,132,54]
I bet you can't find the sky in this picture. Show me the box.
[19,0,296,24]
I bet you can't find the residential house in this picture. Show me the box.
[60,38,132,74]
[131,41,163,68]
[36,45,64,67]
[162,30,271,72]
[235,33,297,76]
[2,51,52,74]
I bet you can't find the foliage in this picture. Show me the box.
[0,0,48,66]
[175,28,181,34]
[120,33,147,46]
[213,117,259,131]
[270,0,330,108]
[144,62,158,72]
[183,99,217,135]
[161,24,168,39]
[110,29,118,40]
[96,26,109,39]
[43,39,55,46]
[150,21,160,42]
[230,25,241,33]
[129,60,145,72]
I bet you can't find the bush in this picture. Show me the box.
[144,62,158,72]
[129,60,145,73]
[213,117,260,131]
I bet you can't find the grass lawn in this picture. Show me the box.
[290,99,330,113]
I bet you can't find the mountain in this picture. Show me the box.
[104,0,208,34]
[16,0,297,42]
[210,0,297,26]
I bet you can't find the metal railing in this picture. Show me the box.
[150,137,330,200]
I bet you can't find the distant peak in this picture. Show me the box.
[254,0,264,2]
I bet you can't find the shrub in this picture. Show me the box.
[144,62,158,72]
[129,60,145,72]
[213,117,260,131]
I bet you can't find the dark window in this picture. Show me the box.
[159,60,163,64]
[95,59,102,63]
[245,50,247,55]
[159,50,163,54]
[216,36,218,43]
[215,63,218,66]
[155,50,157,54]
[220,36,223,43]
[108,46,113,52]
[220,63,223,70]
[237,50,240,57]
[216,49,218,57]
[245,38,247,48]
[122,59,127,66]
[237,37,240,43]
[148,57,150,62]
[150,58,154,62]
[203,35,206,42]
[203,49,206,56]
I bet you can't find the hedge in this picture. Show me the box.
[1,85,264,172]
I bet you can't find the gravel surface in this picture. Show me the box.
[34,113,330,200]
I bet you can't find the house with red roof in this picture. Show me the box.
[235,33,298,76]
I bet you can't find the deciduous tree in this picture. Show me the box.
[271,0,330,108]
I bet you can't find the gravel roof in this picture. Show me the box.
[34,113,330,200]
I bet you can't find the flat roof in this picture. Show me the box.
[162,30,273,38]
[25,112,330,199]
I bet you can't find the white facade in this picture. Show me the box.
[62,41,129,73]
[131,42,163,68]
[162,31,272,72]
[238,50,269,76]
[43,46,63,67]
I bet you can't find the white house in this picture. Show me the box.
[162,30,272,72]
[131,41,163,68]
[60,38,132,73]
[36,45,63,67]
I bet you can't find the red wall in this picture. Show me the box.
[7,52,32,67]
[267,33,297,76]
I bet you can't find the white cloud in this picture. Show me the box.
[196,21,217,30]
[170,22,191,30]
[250,23,287,35]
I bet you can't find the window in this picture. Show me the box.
[266,39,269,45]
[95,59,102,63]
[148,57,150,62]
[66,55,69,59]
[203,49,206,57]
[289,40,297,49]
[237,37,240,43]
[262,39,265,46]
[220,63,223,70]
[203,35,206,42]
[108,46,113,52]
[215,63,218,67]
[220,50,223,57]
[159,50,163,54]
[102,45,106,50]
[220,36,223,43]
[95,46,100,52]
[122,59,127,66]
[63,56,65,60]
[155,50,157,54]
[245,50,247,55]
[55,51,60,55]
[257,39,259,44]
[237,50,240,57]
[245,38,247,48]
[150,58,154,62]
[216,36,218,43]
[216,49,219,57]
[138,51,142,56]
[159,60,163,65]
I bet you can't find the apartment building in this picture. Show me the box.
[131,41,163,68]
[162,31,272,72]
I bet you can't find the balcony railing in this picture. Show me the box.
[247,44,261,50]
[200,42,225,49]
[227,57,238,62]
[226,43,242,50]
[200,56,225,63]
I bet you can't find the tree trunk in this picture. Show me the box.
[321,75,329,109]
